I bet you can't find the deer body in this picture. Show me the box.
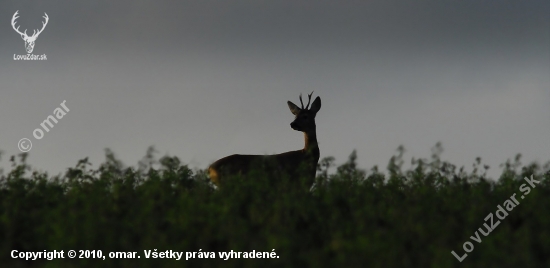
[209,93,321,190]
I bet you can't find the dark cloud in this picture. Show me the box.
[0,1,548,178]
[3,1,548,53]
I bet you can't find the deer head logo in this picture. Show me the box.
[11,11,49,54]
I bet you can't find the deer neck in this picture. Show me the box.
[303,131,319,158]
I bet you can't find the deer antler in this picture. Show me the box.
[32,13,49,38]
[305,91,314,110]
[299,93,305,109]
[11,10,26,36]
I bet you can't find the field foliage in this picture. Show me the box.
[1,145,549,268]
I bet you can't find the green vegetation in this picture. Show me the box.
[1,144,549,268]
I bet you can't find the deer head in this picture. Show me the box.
[287,91,322,134]
[12,11,49,54]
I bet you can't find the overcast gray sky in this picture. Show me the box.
[1,0,549,178]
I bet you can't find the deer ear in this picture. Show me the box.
[287,101,301,115]
[310,97,321,115]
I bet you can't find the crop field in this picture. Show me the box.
[1,147,549,268]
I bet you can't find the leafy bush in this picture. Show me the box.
[1,145,549,268]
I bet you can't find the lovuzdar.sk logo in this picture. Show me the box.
[11,10,48,60]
